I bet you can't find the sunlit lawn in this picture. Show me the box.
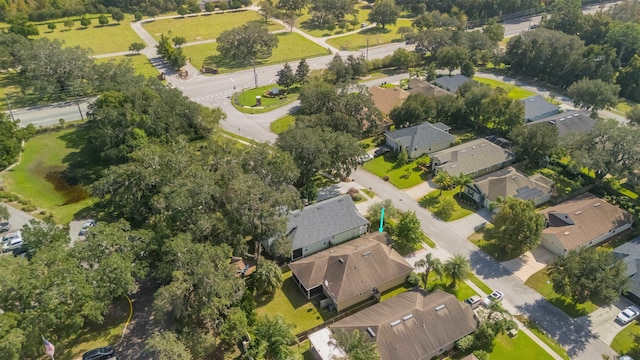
[256,271,334,333]
[183,32,329,73]
[524,268,598,318]
[96,54,160,78]
[380,282,412,301]
[233,85,300,114]
[514,315,571,360]
[419,188,475,222]
[468,273,492,295]
[474,76,536,100]
[469,225,517,262]
[2,127,98,224]
[142,11,283,42]
[270,115,296,134]
[38,14,143,55]
[361,153,427,189]
[426,273,478,301]
[611,319,640,358]
[326,19,412,50]
[296,3,371,37]
[490,331,554,360]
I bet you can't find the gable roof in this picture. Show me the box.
[287,195,369,250]
[431,138,515,176]
[539,193,633,251]
[330,289,477,360]
[612,237,640,299]
[471,166,554,203]
[528,110,597,138]
[406,78,452,97]
[385,123,455,153]
[433,75,473,93]
[520,95,560,121]
[289,232,413,303]
[369,86,411,115]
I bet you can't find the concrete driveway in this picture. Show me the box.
[579,296,637,345]
[501,246,557,282]
[448,208,493,238]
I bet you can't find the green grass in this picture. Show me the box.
[423,235,436,248]
[419,188,475,222]
[490,331,554,360]
[514,316,570,360]
[380,282,412,301]
[361,153,427,189]
[233,85,300,114]
[38,14,143,55]
[611,319,640,358]
[326,19,412,50]
[613,99,638,116]
[217,129,260,145]
[142,12,283,42]
[361,188,375,199]
[2,127,98,224]
[257,271,334,333]
[468,273,493,295]
[183,32,329,73]
[473,76,537,100]
[524,268,598,318]
[297,3,371,38]
[357,136,381,151]
[96,54,160,78]
[426,273,478,301]
[271,115,296,134]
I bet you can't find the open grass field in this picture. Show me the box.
[96,54,160,78]
[473,76,536,100]
[326,19,412,51]
[271,115,296,134]
[183,32,329,73]
[2,126,98,224]
[419,188,475,222]
[296,3,371,38]
[256,271,334,333]
[524,268,598,318]
[143,11,284,42]
[361,153,427,189]
[38,14,142,55]
[611,319,640,359]
[233,85,299,114]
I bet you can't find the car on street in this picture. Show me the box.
[616,306,640,325]
[82,346,116,360]
[2,231,23,253]
[0,221,9,232]
[79,220,96,236]
[464,295,482,309]
[482,290,504,307]
[373,147,390,157]
[358,154,374,163]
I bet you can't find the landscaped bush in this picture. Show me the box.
[407,272,421,287]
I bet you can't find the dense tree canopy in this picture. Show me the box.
[368,0,399,29]
[216,22,279,65]
[509,124,558,164]
[567,78,620,111]
[492,197,545,258]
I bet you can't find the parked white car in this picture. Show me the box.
[616,306,640,325]
[2,231,23,253]
[79,220,96,236]
[482,291,504,307]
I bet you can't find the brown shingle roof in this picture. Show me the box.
[406,78,452,97]
[369,86,410,116]
[431,138,515,176]
[472,166,553,203]
[330,289,477,360]
[288,233,412,303]
[540,193,633,251]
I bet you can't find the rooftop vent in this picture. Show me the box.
[511,176,516,179]
[390,320,402,327]
[594,203,601,207]
[574,211,582,215]
[435,304,445,311]
[403,314,414,321]
[564,231,570,236]
[472,146,476,149]
[367,327,376,338]
[362,251,372,257]
[338,258,344,263]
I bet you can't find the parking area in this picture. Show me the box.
[580,296,637,345]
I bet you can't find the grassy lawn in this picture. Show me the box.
[217,129,261,145]
[142,12,283,42]
[233,85,299,114]
[361,153,427,189]
[468,273,493,295]
[380,282,412,301]
[610,99,639,117]
[419,188,475,222]
[183,32,329,73]
[96,54,160,78]
[490,331,554,360]
[611,320,640,358]
[38,14,143,55]
[469,225,523,262]
[514,315,570,360]
[473,76,536,100]
[297,3,371,38]
[257,271,334,333]
[326,19,412,50]
[358,136,382,151]
[2,126,98,224]
[428,274,478,301]
[270,115,296,134]
[524,268,598,318]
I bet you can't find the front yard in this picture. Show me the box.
[419,188,476,222]
[473,76,537,100]
[524,268,598,318]
[611,319,640,359]
[361,153,428,189]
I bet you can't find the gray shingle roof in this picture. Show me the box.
[330,289,477,360]
[287,194,369,250]
[431,139,515,176]
[528,110,597,138]
[385,123,455,153]
[471,167,553,203]
[520,95,560,121]
[433,75,473,93]
[612,237,640,299]
[406,78,452,97]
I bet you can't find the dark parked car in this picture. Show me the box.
[0,221,9,232]
[373,147,390,157]
[82,346,116,360]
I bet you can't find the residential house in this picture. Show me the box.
[612,237,640,303]
[406,78,452,97]
[309,289,477,360]
[464,167,554,210]
[265,194,369,261]
[527,110,597,138]
[539,193,633,256]
[433,74,474,93]
[289,232,413,312]
[369,85,411,117]
[384,122,455,159]
[430,138,515,178]
[520,95,560,122]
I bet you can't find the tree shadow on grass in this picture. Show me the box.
[203,54,252,70]
[359,27,392,36]
[419,193,440,208]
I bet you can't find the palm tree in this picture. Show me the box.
[334,329,380,360]
[251,259,283,296]
[414,252,444,290]
[443,254,471,289]
[453,173,473,198]
[409,67,425,79]
[486,300,510,321]
[433,171,453,195]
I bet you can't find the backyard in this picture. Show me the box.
[524,268,598,318]
[96,54,160,78]
[611,319,640,359]
[361,153,428,189]
[326,19,412,50]
[419,188,475,221]
[233,85,300,114]
[474,76,536,100]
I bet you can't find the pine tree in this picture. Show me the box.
[295,58,310,84]
[276,63,296,91]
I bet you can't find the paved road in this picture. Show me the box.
[11,99,91,128]
[1,203,36,233]
[350,168,617,360]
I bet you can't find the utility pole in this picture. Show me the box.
[366,37,369,60]
[253,60,258,89]
[73,90,84,121]
[5,96,15,122]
